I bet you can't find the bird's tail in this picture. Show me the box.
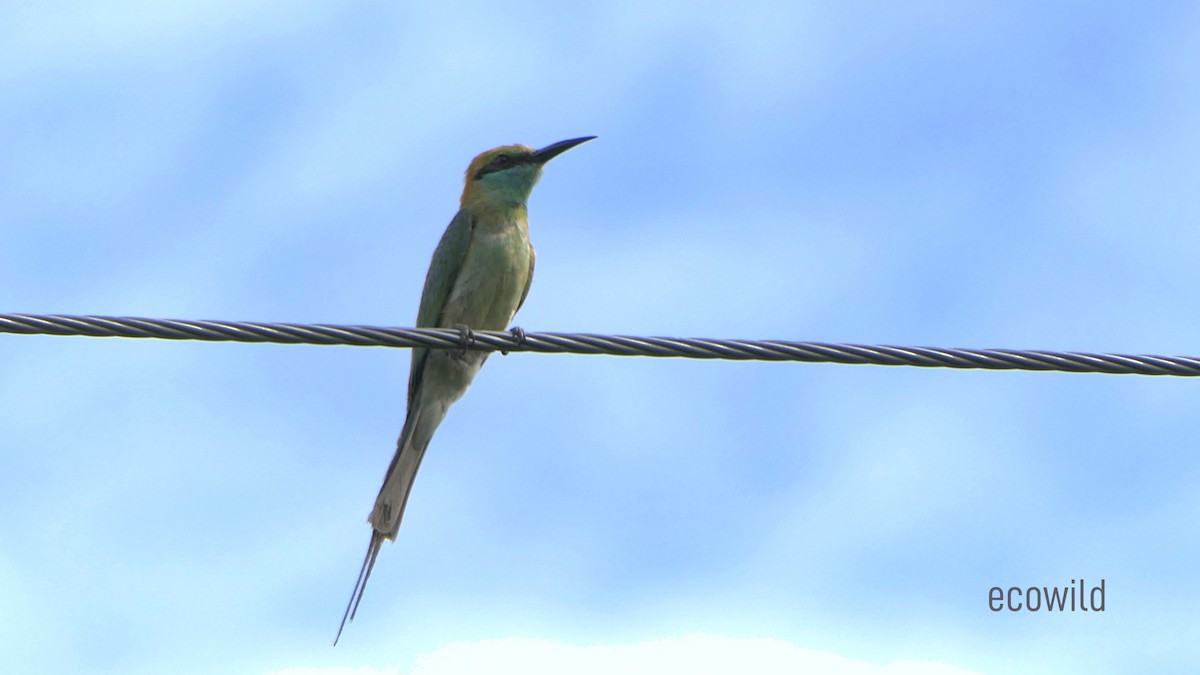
[334,529,384,645]
[334,401,448,645]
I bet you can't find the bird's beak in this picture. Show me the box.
[532,136,596,165]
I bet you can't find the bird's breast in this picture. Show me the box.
[441,222,532,331]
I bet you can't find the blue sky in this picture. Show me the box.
[2,2,1199,673]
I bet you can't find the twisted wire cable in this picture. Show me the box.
[2,312,1198,377]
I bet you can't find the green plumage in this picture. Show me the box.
[335,137,593,644]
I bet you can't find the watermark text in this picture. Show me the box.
[988,579,1105,612]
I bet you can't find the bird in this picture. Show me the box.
[335,136,596,644]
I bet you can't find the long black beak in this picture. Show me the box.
[532,136,596,164]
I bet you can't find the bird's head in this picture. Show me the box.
[461,136,595,208]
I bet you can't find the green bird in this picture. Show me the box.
[336,136,595,643]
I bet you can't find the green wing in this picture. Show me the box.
[408,208,475,406]
[516,245,535,314]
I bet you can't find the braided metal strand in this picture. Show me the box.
[2,313,1198,377]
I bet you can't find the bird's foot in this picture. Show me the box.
[501,326,527,356]
[451,323,475,357]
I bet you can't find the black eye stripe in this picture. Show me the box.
[474,153,532,180]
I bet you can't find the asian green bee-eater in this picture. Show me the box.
[335,136,595,643]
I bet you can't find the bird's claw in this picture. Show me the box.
[501,326,527,356]
[451,323,475,357]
